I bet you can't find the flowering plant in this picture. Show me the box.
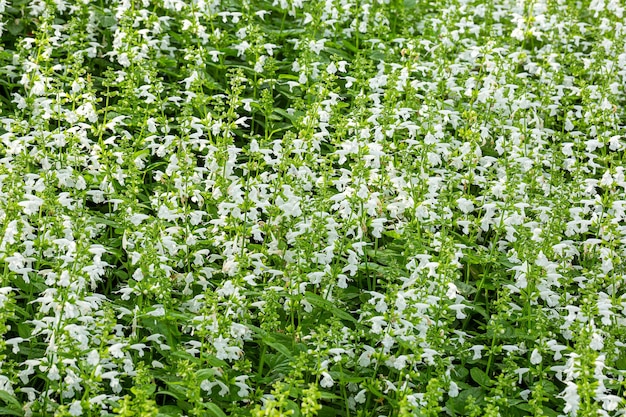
[0,0,625,416]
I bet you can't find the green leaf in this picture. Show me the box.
[17,322,31,339]
[324,46,352,60]
[98,14,117,28]
[319,391,342,400]
[7,20,25,36]
[382,230,403,239]
[318,406,344,417]
[92,216,119,227]
[11,275,46,293]
[205,403,227,417]
[358,261,388,275]
[454,280,477,296]
[336,373,365,384]
[470,304,489,319]
[195,369,218,381]
[156,405,184,417]
[264,340,294,361]
[339,39,359,54]
[453,366,469,380]
[286,400,302,417]
[470,368,492,387]
[446,387,485,414]
[263,353,293,377]
[486,326,535,341]
[615,351,626,369]
[199,353,229,369]
[140,319,183,362]
[272,108,295,123]
[249,324,296,363]
[541,406,560,417]
[156,390,181,402]
[513,403,533,412]
[365,248,402,266]
[0,391,21,410]
[0,407,23,417]
[304,292,356,323]
[278,74,300,81]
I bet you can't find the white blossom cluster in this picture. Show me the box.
[0,0,625,415]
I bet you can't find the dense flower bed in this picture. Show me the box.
[1,0,625,415]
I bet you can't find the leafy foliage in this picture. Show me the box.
[0,0,625,416]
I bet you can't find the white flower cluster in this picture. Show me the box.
[0,0,625,415]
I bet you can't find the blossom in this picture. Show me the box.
[530,349,542,365]
[234,375,251,397]
[468,345,484,360]
[320,372,334,388]
[18,195,44,215]
[559,382,580,415]
[448,381,459,397]
[589,333,604,351]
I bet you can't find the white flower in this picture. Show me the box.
[12,92,27,109]
[58,270,71,287]
[320,372,334,388]
[354,389,367,403]
[216,280,237,297]
[86,350,100,366]
[254,55,267,73]
[337,274,349,289]
[108,343,126,359]
[200,379,212,392]
[446,282,458,299]
[118,53,130,67]
[307,271,324,285]
[146,306,165,317]
[234,375,251,397]
[18,195,44,215]
[129,213,149,226]
[457,197,474,214]
[48,364,61,381]
[263,43,278,55]
[547,340,567,360]
[469,345,484,360]
[31,80,46,96]
[389,355,408,370]
[217,381,229,396]
[559,381,579,415]
[449,303,469,319]
[358,346,375,367]
[132,268,144,281]
[208,50,223,62]
[235,41,250,57]
[326,61,337,75]
[201,379,229,396]
[514,368,530,384]
[598,393,622,411]
[5,337,25,354]
[308,39,326,54]
[590,333,604,351]
[370,218,387,238]
[69,401,83,416]
[448,381,459,398]
[230,322,249,339]
[530,349,542,365]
